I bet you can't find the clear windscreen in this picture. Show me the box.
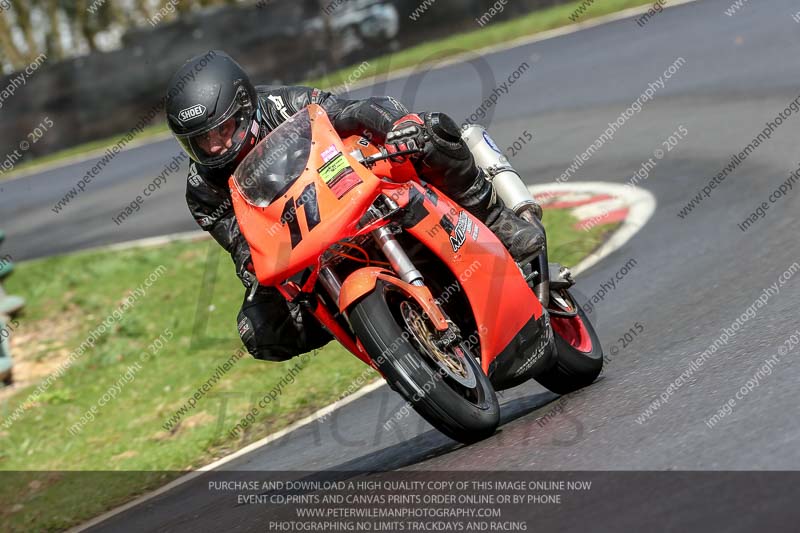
[233,107,313,207]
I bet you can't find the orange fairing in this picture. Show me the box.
[229,104,541,373]
[338,268,390,311]
[338,267,449,332]
[390,182,543,372]
[229,105,385,286]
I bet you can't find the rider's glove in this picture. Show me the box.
[385,114,429,163]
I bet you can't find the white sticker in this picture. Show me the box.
[449,211,470,252]
[179,104,206,122]
[268,95,292,120]
[188,163,202,187]
[483,131,502,154]
[321,145,338,162]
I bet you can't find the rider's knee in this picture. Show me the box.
[250,344,298,362]
[238,313,298,362]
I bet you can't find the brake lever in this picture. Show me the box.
[362,147,422,168]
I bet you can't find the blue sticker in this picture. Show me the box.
[483,131,502,154]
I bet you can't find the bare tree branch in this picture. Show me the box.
[0,11,28,70]
[44,0,65,61]
[9,0,41,60]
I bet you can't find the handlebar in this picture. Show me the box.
[362,146,422,167]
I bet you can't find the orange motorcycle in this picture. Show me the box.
[230,104,602,443]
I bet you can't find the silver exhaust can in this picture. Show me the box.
[461,124,538,216]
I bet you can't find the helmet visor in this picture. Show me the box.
[176,99,253,167]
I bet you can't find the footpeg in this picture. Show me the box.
[548,263,574,289]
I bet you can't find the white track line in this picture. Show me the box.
[528,181,656,275]
[103,230,207,252]
[27,231,209,264]
[73,180,654,531]
[71,379,386,532]
[571,198,628,220]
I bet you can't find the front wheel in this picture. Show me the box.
[535,288,603,394]
[349,282,499,444]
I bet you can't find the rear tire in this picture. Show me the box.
[535,291,603,395]
[349,282,499,444]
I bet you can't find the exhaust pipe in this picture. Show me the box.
[461,124,550,306]
[461,124,540,217]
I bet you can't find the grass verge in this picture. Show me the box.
[1,0,658,181]
[0,208,615,531]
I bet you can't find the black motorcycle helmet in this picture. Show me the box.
[166,51,261,169]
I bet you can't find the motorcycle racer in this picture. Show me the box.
[165,50,544,362]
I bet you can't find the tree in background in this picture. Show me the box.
[0,0,241,73]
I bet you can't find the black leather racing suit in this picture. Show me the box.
[186,85,485,362]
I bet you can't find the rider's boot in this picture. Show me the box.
[453,167,545,263]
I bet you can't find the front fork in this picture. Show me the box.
[317,226,426,303]
[318,225,449,339]
[371,227,425,287]
[320,194,427,299]
[321,215,549,320]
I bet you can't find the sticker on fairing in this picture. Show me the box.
[449,211,474,252]
[318,152,362,199]
[513,314,552,378]
[321,145,338,162]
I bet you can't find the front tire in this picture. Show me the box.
[349,282,499,444]
[535,289,603,394]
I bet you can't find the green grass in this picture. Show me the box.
[545,208,614,267]
[0,208,615,531]
[1,0,655,181]
[0,240,369,530]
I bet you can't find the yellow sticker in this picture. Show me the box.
[319,153,349,183]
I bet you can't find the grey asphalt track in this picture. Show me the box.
[5,0,800,530]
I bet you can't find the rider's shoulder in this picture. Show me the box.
[256,85,327,110]
[256,85,317,124]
